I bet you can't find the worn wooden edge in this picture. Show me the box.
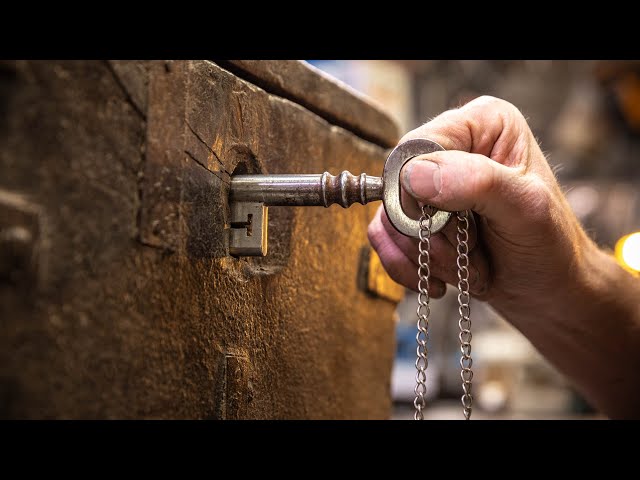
[216,60,400,149]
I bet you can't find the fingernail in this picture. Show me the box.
[403,159,441,200]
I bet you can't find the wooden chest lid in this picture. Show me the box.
[219,60,400,148]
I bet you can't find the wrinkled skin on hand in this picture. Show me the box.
[368,96,640,419]
[368,95,588,312]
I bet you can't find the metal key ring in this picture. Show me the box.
[382,138,452,238]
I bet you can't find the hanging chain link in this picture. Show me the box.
[456,210,473,420]
[414,205,432,420]
[414,207,473,420]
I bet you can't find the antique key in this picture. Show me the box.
[229,138,473,420]
[229,139,451,255]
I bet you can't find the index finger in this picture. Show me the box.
[399,95,531,167]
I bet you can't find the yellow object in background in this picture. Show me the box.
[615,232,640,274]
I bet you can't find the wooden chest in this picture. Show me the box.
[0,60,401,419]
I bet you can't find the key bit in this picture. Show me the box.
[228,138,452,256]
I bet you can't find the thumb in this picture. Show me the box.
[401,150,522,223]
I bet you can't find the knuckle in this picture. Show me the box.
[466,95,503,109]
[399,128,422,145]
[469,155,498,196]
[468,95,526,122]
[399,109,461,147]
[472,95,515,111]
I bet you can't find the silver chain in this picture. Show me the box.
[414,205,433,420]
[414,207,473,420]
[456,211,473,420]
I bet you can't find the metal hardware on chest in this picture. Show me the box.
[228,172,382,256]
[228,139,453,256]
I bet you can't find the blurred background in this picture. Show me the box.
[309,60,640,419]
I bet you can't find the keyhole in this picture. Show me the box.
[230,213,253,236]
[246,214,253,236]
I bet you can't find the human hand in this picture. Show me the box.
[367,95,640,418]
[368,96,593,314]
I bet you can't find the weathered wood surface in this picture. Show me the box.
[222,60,400,148]
[0,60,399,419]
